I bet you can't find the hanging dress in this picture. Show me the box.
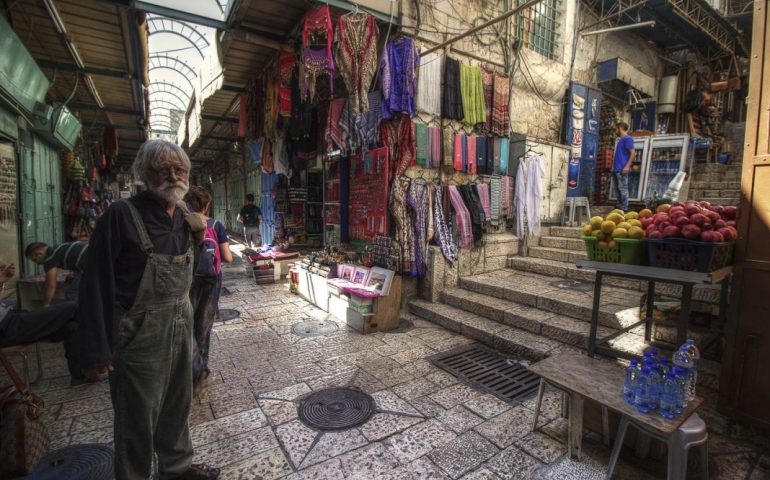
[301,5,334,101]
[335,12,379,116]
[381,37,419,119]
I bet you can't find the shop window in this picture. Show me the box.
[515,0,561,60]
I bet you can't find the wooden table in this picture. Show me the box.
[529,351,703,460]
[575,260,732,359]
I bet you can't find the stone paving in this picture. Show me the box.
[2,258,770,479]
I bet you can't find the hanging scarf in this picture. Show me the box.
[381,37,419,119]
[492,74,510,136]
[466,136,477,174]
[448,185,473,250]
[476,136,487,171]
[391,177,415,274]
[441,57,464,120]
[477,183,491,220]
[278,49,295,117]
[502,175,513,218]
[490,176,502,227]
[460,63,486,125]
[460,184,483,243]
[380,115,416,178]
[302,5,334,100]
[335,12,379,116]
[432,185,457,264]
[486,137,495,175]
[500,137,510,175]
[430,126,442,168]
[407,179,429,277]
[415,122,428,167]
[417,51,443,116]
[481,69,494,131]
[327,98,345,152]
[453,133,463,172]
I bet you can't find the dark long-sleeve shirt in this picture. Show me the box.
[78,192,191,368]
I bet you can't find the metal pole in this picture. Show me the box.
[422,0,548,55]
[581,20,655,36]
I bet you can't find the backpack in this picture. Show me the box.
[194,220,222,279]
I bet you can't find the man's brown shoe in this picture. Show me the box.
[178,463,220,480]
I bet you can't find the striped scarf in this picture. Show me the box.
[477,183,491,220]
[432,185,457,265]
[448,185,474,250]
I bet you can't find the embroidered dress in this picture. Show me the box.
[416,51,443,116]
[302,5,334,100]
[278,49,295,117]
[432,185,457,264]
[407,179,429,277]
[335,12,379,116]
[448,185,473,250]
[442,57,464,120]
[380,115,416,178]
[381,37,419,119]
[391,177,415,274]
[492,74,510,136]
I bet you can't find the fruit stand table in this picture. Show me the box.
[575,260,732,359]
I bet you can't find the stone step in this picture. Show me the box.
[408,299,563,360]
[692,172,742,183]
[441,288,619,350]
[688,189,741,199]
[699,163,744,173]
[506,256,725,305]
[548,226,583,239]
[528,246,587,263]
[699,197,741,206]
[458,270,642,329]
[688,181,740,190]
[538,236,585,252]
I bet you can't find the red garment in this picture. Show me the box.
[278,49,295,117]
[466,135,477,174]
[453,133,463,172]
[492,74,510,136]
[302,5,334,99]
[335,13,379,115]
[379,116,415,178]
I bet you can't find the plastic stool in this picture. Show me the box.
[562,197,592,227]
[606,412,709,480]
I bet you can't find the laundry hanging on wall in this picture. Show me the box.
[381,36,419,119]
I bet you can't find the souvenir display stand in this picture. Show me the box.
[328,275,402,334]
[296,259,331,312]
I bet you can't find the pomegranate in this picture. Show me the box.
[726,220,737,228]
[717,227,734,241]
[713,219,727,229]
[685,204,702,216]
[670,206,686,216]
[681,224,701,240]
[727,226,738,238]
[723,206,737,219]
[648,230,663,239]
[702,222,714,231]
[699,201,712,209]
[663,225,681,238]
[641,217,654,229]
[711,204,725,216]
[690,213,707,227]
[700,231,715,242]
[712,231,725,242]
[654,213,670,225]
[674,216,690,228]
[646,224,658,233]
[705,210,720,223]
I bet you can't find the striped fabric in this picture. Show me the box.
[448,185,474,250]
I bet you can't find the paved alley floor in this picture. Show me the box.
[3,263,770,479]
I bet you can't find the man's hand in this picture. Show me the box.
[621,166,630,175]
[83,364,113,381]
[0,264,16,283]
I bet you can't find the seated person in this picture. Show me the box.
[25,241,88,306]
[0,264,90,386]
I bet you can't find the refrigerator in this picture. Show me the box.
[609,137,649,203]
[642,134,690,199]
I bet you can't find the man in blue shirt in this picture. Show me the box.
[25,241,88,306]
[612,122,636,210]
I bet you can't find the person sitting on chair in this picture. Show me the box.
[0,264,89,386]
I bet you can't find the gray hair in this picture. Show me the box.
[132,140,191,185]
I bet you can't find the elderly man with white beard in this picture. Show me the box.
[77,140,220,480]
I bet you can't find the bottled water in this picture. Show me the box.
[684,339,700,398]
[634,366,653,414]
[644,359,661,410]
[673,346,696,403]
[658,356,670,375]
[673,366,687,412]
[624,360,639,404]
[659,372,679,419]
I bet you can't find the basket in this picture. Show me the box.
[643,238,734,272]
[581,236,645,264]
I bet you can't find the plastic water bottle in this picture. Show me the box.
[684,339,701,398]
[624,360,640,404]
[659,372,679,419]
[648,363,662,410]
[634,367,654,414]
[673,346,695,403]
[658,356,670,375]
[673,366,687,413]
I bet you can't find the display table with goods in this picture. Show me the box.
[327,263,401,334]
[246,249,301,283]
[578,201,737,359]
[529,350,704,464]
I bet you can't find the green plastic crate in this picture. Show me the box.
[581,236,645,265]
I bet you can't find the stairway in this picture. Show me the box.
[410,226,724,364]
[687,162,742,206]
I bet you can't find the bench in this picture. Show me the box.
[528,351,703,464]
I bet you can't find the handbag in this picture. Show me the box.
[0,352,50,476]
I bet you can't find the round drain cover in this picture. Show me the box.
[216,309,241,323]
[298,387,376,431]
[292,320,339,337]
[549,279,594,292]
[31,444,114,480]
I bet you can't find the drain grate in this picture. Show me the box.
[297,387,376,431]
[430,345,541,403]
[549,279,595,292]
[292,320,339,337]
[31,444,114,480]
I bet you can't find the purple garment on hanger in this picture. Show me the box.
[381,37,420,119]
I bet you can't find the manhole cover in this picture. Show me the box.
[430,345,541,403]
[549,279,594,292]
[292,320,339,337]
[215,309,241,323]
[297,387,376,431]
[31,444,114,480]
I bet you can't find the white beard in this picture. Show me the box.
[149,180,189,204]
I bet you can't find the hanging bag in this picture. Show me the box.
[0,352,50,476]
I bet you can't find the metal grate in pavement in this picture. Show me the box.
[31,444,114,480]
[430,345,541,403]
